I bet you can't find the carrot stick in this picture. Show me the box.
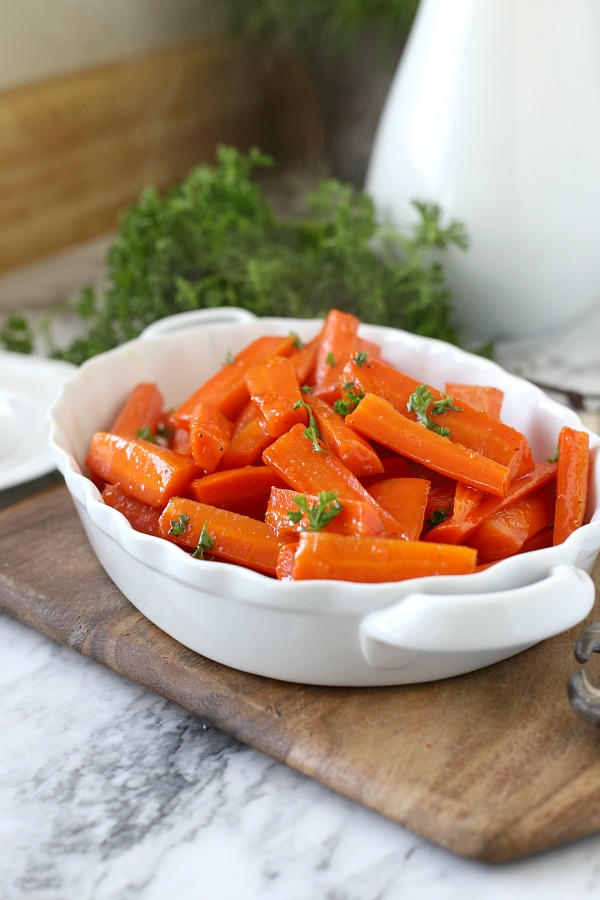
[265,487,385,537]
[367,477,430,540]
[344,357,533,479]
[312,309,361,403]
[307,395,384,477]
[467,486,556,562]
[172,334,297,426]
[424,462,558,544]
[261,422,396,530]
[445,383,504,418]
[102,483,163,536]
[288,331,322,384]
[244,356,307,438]
[109,382,164,439]
[217,400,273,469]
[553,426,590,544]
[446,382,503,519]
[86,432,201,507]
[158,497,284,576]
[169,426,192,457]
[279,532,477,582]
[346,393,512,497]
[190,465,286,519]
[188,402,233,473]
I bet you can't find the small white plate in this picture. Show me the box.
[0,351,76,491]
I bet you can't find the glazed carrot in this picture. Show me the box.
[346,393,512,497]
[288,331,322,384]
[262,422,396,530]
[312,309,361,402]
[452,483,483,521]
[102,483,162,536]
[158,497,284,576]
[275,543,297,581]
[445,383,504,418]
[422,481,457,535]
[307,395,384,477]
[171,334,297,426]
[169,426,192,457]
[446,382,503,519]
[367,478,430,540]
[467,486,556,562]
[278,532,477,582]
[109,382,164,439]
[86,432,201,507]
[244,356,307,438]
[424,462,558,544]
[188,402,233,473]
[360,455,413,487]
[553,426,590,545]
[217,400,272,469]
[265,487,385,537]
[518,526,554,554]
[344,357,533,479]
[190,465,286,519]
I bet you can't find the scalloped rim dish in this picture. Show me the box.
[47,310,600,685]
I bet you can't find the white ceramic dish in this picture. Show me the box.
[48,309,600,686]
[0,351,75,491]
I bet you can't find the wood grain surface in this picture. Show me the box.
[1,481,600,863]
[0,37,322,275]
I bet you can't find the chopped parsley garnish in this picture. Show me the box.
[168,513,190,536]
[303,425,327,453]
[427,507,452,528]
[137,426,158,443]
[333,381,365,416]
[289,331,304,349]
[288,491,343,532]
[407,384,461,437]
[325,351,336,367]
[223,349,235,365]
[354,350,369,366]
[192,521,215,559]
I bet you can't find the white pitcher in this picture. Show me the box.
[366,0,600,340]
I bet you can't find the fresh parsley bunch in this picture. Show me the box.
[1,146,469,364]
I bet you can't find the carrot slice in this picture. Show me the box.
[553,426,590,544]
[312,309,361,402]
[102,483,163,536]
[424,462,558,544]
[344,357,533,479]
[467,486,556,562]
[188,402,233,473]
[190,465,285,519]
[308,395,384,477]
[86,432,201,507]
[262,422,396,530]
[445,383,504,418]
[288,331,322,384]
[218,400,273,469]
[265,487,385,537]
[367,477,430,540]
[346,393,512,497]
[109,382,164,439]
[158,497,284,576]
[172,334,297,426]
[279,532,477,582]
[446,382,503,519]
[244,356,307,438]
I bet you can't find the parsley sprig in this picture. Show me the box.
[333,381,365,417]
[192,522,215,559]
[288,491,344,532]
[407,384,461,437]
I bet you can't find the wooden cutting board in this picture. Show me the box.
[2,481,600,863]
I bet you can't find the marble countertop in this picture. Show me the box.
[3,241,600,899]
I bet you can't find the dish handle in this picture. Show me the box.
[140,307,257,339]
[359,564,595,670]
